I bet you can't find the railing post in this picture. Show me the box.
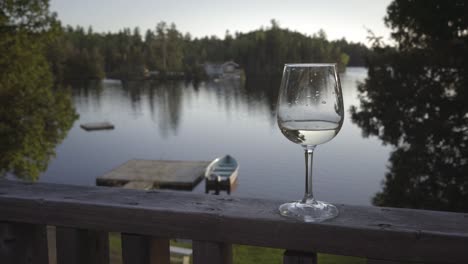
[151,238,170,264]
[122,234,149,264]
[193,240,232,264]
[283,250,317,264]
[56,227,109,264]
[121,234,170,264]
[367,260,403,264]
[0,222,49,264]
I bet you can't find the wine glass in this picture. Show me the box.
[277,63,344,222]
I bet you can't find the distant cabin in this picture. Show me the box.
[143,69,160,78]
[143,69,184,80]
[147,70,160,78]
[204,61,241,78]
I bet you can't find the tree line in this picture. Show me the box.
[47,20,370,82]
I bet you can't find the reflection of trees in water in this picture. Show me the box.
[122,80,146,114]
[70,80,104,109]
[244,76,281,124]
[118,80,184,138]
[148,81,183,138]
[351,0,468,212]
[119,76,279,138]
[202,76,279,125]
[205,79,244,118]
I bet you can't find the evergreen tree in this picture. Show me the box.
[0,0,78,180]
[351,0,468,212]
[45,20,366,80]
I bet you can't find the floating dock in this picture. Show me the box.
[80,122,114,131]
[122,181,153,190]
[96,159,210,190]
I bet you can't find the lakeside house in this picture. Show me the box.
[143,69,185,80]
[203,61,243,79]
[145,69,160,78]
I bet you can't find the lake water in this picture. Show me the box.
[39,67,392,206]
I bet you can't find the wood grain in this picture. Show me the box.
[96,159,210,190]
[0,222,48,264]
[0,180,467,263]
[193,240,232,264]
[121,234,170,264]
[367,260,412,264]
[150,238,170,264]
[56,227,109,264]
[283,250,317,264]
[122,234,150,264]
[80,122,114,131]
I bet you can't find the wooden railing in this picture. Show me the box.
[0,180,467,264]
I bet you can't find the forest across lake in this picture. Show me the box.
[48,20,369,82]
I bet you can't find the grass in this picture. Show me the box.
[171,240,366,264]
[109,233,123,264]
[109,235,367,264]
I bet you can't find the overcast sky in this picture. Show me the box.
[50,0,393,44]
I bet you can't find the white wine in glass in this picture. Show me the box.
[277,63,344,222]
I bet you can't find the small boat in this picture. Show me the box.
[205,155,239,194]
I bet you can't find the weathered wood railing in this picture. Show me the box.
[0,180,467,264]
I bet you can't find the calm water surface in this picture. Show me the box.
[39,67,391,206]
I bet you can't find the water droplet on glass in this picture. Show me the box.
[321,101,326,104]
[306,95,311,98]
[295,100,299,103]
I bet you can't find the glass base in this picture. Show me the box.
[279,199,338,222]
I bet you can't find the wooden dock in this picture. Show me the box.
[80,122,114,131]
[96,159,210,190]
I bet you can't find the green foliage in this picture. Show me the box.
[167,240,365,264]
[48,26,105,81]
[0,0,56,33]
[332,39,370,66]
[225,22,350,75]
[385,0,468,50]
[152,22,184,72]
[0,0,78,180]
[351,0,468,212]
[233,245,283,264]
[46,20,365,81]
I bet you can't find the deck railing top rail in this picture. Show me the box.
[0,180,467,263]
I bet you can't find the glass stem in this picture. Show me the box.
[302,146,315,203]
